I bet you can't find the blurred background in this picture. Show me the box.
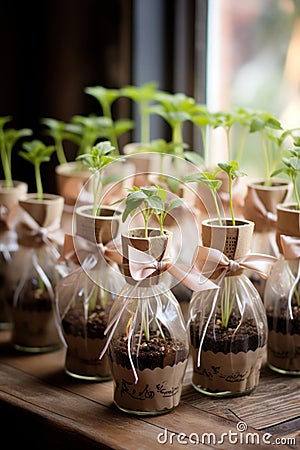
[1,0,300,192]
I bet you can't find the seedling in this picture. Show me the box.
[217,160,247,226]
[271,143,300,210]
[149,91,200,157]
[249,111,283,184]
[76,140,122,216]
[182,170,223,225]
[19,140,55,200]
[0,116,32,187]
[121,81,159,144]
[118,185,183,238]
[41,117,82,164]
[84,85,134,154]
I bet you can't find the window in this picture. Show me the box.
[206,0,300,173]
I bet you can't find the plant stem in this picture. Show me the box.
[56,138,67,165]
[293,175,300,210]
[101,102,119,155]
[212,192,223,226]
[202,126,208,168]
[35,163,43,200]
[140,100,150,143]
[89,285,98,311]
[141,209,150,238]
[173,124,183,156]
[221,277,235,328]
[0,142,13,187]
[226,127,231,161]
[94,171,103,216]
[261,133,271,185]
[228,175,235,225]
[235,125,248,163]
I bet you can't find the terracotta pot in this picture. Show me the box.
[243,178,293,232]
[55,161,91,207]
[276,202,300,252]
[19,193,64,228]
[122,145,162,187]
[0,180,28,211]
[75,205,122,245]
[100,158,136,205]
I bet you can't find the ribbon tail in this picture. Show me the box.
[280,235,300,260]
[168,263,219,292]
[104,244,124,266]
[241,254,278,279]
[128,246,157,281]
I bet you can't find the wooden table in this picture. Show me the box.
[0,329,299,450]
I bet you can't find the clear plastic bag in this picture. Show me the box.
[189,272,268,397]
[56,249,125,380]
[264,256,300,374]
[104,280,189,415]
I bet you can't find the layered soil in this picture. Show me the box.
[189,312,267,396]
[266,298,300,373]
[109,332,189,414]
[12,289,61,351]
[109,332,189,371]
[62,304,112,379]
[190,313,266,354]
[62,304,109,339]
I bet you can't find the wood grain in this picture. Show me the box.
[0,331,298,449]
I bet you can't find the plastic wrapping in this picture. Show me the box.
[11,243,62,352]
[6,194,64,353]
[56,248,125,380]
[105,280,189,415]
[188,218,276,397]
[189,273,267,396]
[101,228,191,415]
[264,243,300,374]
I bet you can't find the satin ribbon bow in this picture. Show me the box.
[59,233,123,267]
[280,235,300,260]
[0,205,8,223]
[6,204,64,249]
[193,245,278,280]
[128,245,219,292]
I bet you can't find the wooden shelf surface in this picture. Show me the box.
[0,330,299,450]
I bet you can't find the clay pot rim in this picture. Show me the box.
[276,202,300,213]
[0,180,28,192]
[247,178,292,191]
[19,193,64,205]
[202,217,254,229]
[122,142,150,154]
[123,227,172,239]
[55,161,90,179]
[75,204,122,219]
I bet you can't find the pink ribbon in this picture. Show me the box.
[6,204,64,249]
[128,245,219,292]
[280,235,300,260]
[0,205,8,223]
[192,245,278,280]
[58,233,123,266]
